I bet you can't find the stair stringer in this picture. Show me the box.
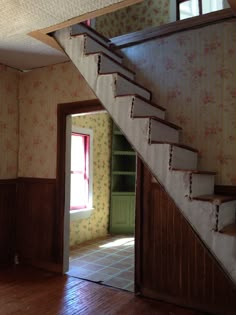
[54,28,236,285]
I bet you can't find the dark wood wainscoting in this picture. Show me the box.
[0,179,17,265]
[136,159,236,314]
[16,178,58,271]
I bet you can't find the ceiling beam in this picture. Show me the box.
[29,0,143,52]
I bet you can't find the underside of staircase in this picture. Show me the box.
[52,23,236,285]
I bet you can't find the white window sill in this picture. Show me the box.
[70,207,94,221]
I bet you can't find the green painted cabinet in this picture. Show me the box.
[110,194,135,234]
[109,124,136,234]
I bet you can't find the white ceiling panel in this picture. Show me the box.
[0,0,136,70]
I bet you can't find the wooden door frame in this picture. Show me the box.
[56,98,141,291]
[55,99,103,267]
[134,157,143,293]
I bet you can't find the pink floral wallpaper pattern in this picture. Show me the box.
[70,113,112,246]
[95,0,169,38]
[121,22,236,185]
[18,62,96,178]
[0,65,19,179]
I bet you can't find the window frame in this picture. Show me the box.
[176,0,202,20]
[70,126,93,212]
[176,0,228,20]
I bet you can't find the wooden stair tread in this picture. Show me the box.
[192,194,236,205]
[219,224,236,236]
[81,33,123,59]
[71,23,110,43]
[150,141,198,153]
[117,94,166,111]
[101,72,152,98]
[172,169,217,175]
[86,51,135,74]
[133,115,182,130]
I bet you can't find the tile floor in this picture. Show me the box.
[67,235,134,292]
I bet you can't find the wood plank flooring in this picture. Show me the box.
[0,266,207,315]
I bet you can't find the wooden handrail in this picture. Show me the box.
[111,9,236,49]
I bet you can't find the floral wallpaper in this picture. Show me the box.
[95,0,169,38]
[70,113,112,247]
[0,64,19,179]
[18,62,96,178]
[18,63,112,246]
[121,21,236,185]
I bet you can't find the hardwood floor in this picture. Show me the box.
[0,266,207,315]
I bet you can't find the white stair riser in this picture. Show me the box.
[218,201,236,231]
[85,36,122,63]
[115,75,151,100]
[191,174,215,197]
[99,55,134,80]
[170,146,198,170]
[149,120,179,143]
[132,97,165,120]
[71,24,109,47]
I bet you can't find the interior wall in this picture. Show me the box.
[95,0,170,38]
[70,113,112,247]
[0,64,19,179]
[121,21,236,185]
[18,62,96,178]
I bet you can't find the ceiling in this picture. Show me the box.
[0,0,140,70]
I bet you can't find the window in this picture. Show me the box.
[84,20,91,27]
[177,0,225,20]
[70,127,93,211]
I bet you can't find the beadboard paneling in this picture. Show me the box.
[16,178,58,271]
[136,159,236,314]
[0,179,17,265]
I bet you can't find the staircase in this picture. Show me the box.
[53,23,236,285]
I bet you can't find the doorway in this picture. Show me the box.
[58,100,136,292]
[68,235,134,291]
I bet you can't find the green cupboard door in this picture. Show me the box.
[129,196,135,229]
[110,194,135,234]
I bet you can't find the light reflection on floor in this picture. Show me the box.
[68,235,134,292]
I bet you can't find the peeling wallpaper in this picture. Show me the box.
[70,113,112,247]
[95,0,169,38]
[0,65,19,179]
[18,62,96,178]
[121,22,236,185]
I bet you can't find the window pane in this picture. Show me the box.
[70,132,90,210]
[202,0,224,14]
[71,134,85,171]
[179,0,199,20]
[70,173,88,209]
